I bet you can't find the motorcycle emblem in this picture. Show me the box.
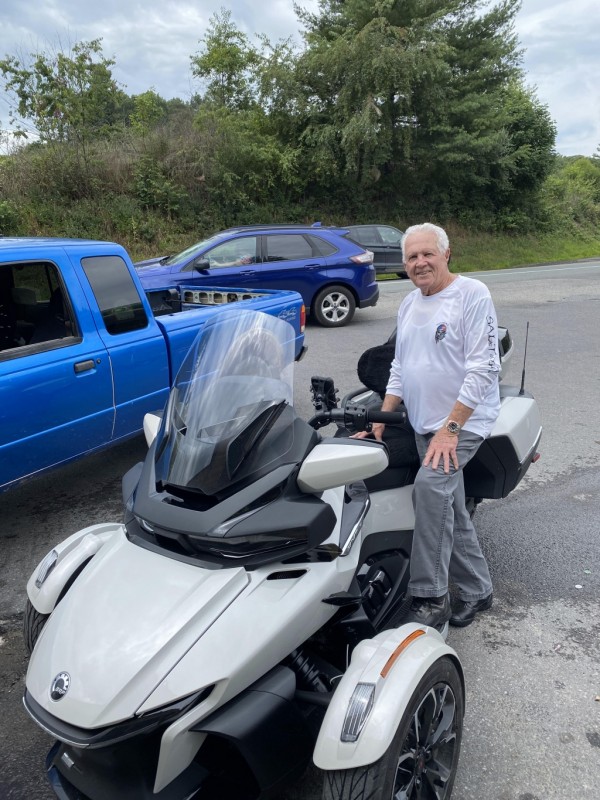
[50,672,71,701]
[435,323,448,343]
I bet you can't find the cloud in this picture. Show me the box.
[0,0,598,156]
[515,0,600,155]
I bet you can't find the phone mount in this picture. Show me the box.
[310,376,339,412]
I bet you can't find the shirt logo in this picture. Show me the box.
[435,323,448,344]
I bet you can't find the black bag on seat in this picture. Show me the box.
[354,341,419,469]
[357,342,395,400]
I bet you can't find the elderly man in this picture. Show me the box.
[367,222,501,628]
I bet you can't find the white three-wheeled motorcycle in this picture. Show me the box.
[23,309,541,800]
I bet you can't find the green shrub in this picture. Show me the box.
[134,155,186,218]
[0,199,21,234]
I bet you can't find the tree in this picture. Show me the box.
[190,9,259,110]
[130,90,167,137]
[291,0,556,222]
[193,107,301,214]
[294,0,469,189]
[0,39,127,151]
[408,0,526,212]
[500,83,556,193]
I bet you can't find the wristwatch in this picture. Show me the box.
[445,420,461,435]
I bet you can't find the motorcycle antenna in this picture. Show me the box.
[519,321,530,396]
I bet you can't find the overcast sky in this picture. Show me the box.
[0,1,598,157]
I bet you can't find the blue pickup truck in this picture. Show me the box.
[0,238,305,491]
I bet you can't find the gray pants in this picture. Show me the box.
[408,431,493,602]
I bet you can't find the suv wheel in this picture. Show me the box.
[313,285,356,327]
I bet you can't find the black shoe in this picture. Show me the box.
[403,594,451,627]
[450,593,493,627]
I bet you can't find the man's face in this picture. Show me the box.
[403,231,451,296]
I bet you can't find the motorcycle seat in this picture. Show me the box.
[364,464,418,493]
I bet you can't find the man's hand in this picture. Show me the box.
[351,423,385,441]
[423,429,459,474]
[350,393,403,442]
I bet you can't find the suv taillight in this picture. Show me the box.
[300,304,306,331]
[350,249,374,264]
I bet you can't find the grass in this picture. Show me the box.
[127,233,198,263]
[130,225,600,271]
[445,229,600,272]
[377,228,600,280]
[12,197,600,271]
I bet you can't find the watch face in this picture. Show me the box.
[446,421,461,434]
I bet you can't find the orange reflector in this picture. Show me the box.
[381,629,426,678]
[532,452,541,462]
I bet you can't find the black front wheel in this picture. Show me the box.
[23,598,49,655]
[313,286,356,327]
[322,656,463,799]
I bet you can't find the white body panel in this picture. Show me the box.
[26,529,250,728]
[26,500,363,732]
[297,441,388,493]
[490,394,542,462]
[27,523,122,615]
[362,484,415,534]
[139,551,360,714]
[148,553,360,791]
[314,624,459,769]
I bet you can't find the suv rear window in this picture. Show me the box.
[265,234,316,262]
[307,235,337,257]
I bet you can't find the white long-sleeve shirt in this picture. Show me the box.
[386,275,501,437]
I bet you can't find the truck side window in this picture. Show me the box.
[0,261,78,358]
[81,256,148,335]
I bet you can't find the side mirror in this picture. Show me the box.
[143,412,162,447]
[194,258,210,273]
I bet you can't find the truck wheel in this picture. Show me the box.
[23,599,49,655]
[313,286,356,327]
[322,657,463,800]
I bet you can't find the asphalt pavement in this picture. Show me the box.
[1,261,600,800]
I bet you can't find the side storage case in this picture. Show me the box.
[463,386,542,500]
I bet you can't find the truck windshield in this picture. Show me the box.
[154,309,296,496]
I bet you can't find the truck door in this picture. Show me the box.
[0,255,114,489]
[78,254,170,440]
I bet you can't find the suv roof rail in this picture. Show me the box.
[219,222,324,233]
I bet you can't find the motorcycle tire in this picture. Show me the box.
[313,285,356,328]
[321,656,463,800]
[23,598,49,655]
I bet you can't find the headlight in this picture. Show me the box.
[341,683,375,743]
[35,550,58,588]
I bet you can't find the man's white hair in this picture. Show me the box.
[401,223,449,261]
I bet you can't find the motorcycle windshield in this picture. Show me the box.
[154,309,296,496]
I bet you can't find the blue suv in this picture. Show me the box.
[134,224,379,327]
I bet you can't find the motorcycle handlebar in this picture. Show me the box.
[365,411,407,425]
[308,405,407,432]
